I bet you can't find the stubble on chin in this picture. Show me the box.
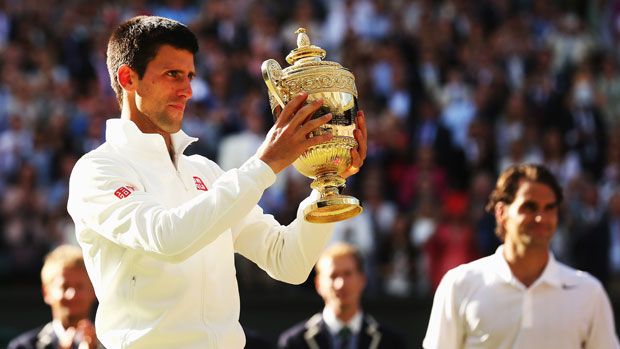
[156,112,183,134]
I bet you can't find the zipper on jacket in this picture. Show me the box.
[121,275,137,348]
[200,256,218,346]
[171,155,191,191]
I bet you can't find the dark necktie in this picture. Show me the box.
[337,327,352,349]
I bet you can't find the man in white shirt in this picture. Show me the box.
[66,16,367,349]
[277,242,406,349]
[423,163,619,349]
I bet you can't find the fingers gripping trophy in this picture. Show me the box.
[262,28,363,223]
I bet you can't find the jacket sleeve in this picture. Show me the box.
[422,269,464,349]
[232,189,335,285]
[67,154,276,262]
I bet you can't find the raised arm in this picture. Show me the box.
[67,153,275,262]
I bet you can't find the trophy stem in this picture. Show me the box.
[304,172,363,223]
[310,172,345,192]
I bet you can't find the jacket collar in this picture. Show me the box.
[105,118,197,156]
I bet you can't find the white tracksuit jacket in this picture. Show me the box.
[67,119,335,349]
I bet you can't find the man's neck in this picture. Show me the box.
[334,305,359,324]
[121,102,175,160]
[502,243,549,287]
[54,315,79,330]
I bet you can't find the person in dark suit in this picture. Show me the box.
[277,242,406,349]
[8,245,101,349]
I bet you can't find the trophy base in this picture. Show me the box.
[303,195,363,223]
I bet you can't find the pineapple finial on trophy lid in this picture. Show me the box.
[286,28,326,65]
[296,28,310,47]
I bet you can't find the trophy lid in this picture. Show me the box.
[285,28,326,65]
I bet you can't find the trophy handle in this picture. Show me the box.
[261,59,286,111]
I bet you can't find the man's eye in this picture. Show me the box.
[545,203,558,212]
[167,71,178,77]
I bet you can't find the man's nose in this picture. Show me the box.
[334,277,345,289]
[179,78,193,100]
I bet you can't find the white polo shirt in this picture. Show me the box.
[423,246,619,349]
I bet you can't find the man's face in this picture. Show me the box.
[497,180,559,250]
[315,255,366,313]
[132,44,195,134]
[43,266,96,323]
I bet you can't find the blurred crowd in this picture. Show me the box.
[2,0,620,299]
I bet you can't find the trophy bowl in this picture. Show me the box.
[261,28,363,223]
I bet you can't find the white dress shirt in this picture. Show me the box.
[423,245,619,349]
[323,307,363,349]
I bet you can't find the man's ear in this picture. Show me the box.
[314,273,321,295]
[495,202,506,227]
[41,284,52,306]
[118,64,137,92]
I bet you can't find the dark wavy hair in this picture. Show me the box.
[485,164,563,240]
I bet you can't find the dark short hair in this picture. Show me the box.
[486,164,563,240]
[106,16,198,106]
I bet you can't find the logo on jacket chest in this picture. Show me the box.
[193,176,208,191]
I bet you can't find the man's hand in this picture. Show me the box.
[59,319,98,349]
[340,110,367,179]
[257,92,333,174]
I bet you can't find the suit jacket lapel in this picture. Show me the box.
[36,322,59,349]
[358,315,382,349]
[303,313,330,349]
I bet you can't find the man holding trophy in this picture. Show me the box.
[67,15,366,349]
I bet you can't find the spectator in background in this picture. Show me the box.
[377,212,416,297]
[606,191,620,293]
[494,91,528,159]
[600,129,620,204]
[424,164,619,349]
[397,146,448,210]
[410,98,457,175]
[8,244,100,349]
[278,242,407,349]
[468,170,500,257]
[2,162,48,277]
[570,185,620,292]
[561,67,608,180]
[424,191,478,290]
[539,127,581,187]
[595,53,620,128]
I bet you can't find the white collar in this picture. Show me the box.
[492,245,562,289]
[105,118,197,156]
[52,319,76,344]
[322,307,363,335]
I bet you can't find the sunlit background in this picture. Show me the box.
[1,0,620,347]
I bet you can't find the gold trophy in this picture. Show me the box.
[261,28,363,223]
